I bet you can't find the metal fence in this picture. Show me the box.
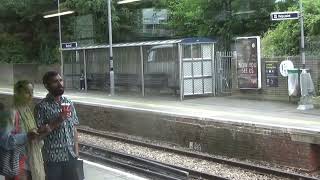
[215,51,233,96]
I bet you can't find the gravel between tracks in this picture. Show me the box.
[79,133,293,180]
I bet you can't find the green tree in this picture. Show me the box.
[166,0,278,49]
[65,0,141,43]
[0,0,144,64]
[0,0,60,64]
[262,0,320,57]
[0,33,27,63]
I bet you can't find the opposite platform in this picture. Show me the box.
[0,86,319,170]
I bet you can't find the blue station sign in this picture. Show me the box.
[62,42,78,49]
[271,11,300,21]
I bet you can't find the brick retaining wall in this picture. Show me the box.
[75,103,320,171]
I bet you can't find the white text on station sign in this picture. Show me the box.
[271,11,300,21]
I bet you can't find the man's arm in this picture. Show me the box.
[71,101,80,157]
[34,104,67,137]
[37,113,68,137]
[74,127,79,157]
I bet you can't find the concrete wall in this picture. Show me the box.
[0,64,60,86]
[0,64,14,85]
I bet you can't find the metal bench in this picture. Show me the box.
[144,73,168,88]
[88,73,169,91]
[87,74,106,90]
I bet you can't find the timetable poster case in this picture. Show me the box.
[265,61,279,87]
[235,36,262,89]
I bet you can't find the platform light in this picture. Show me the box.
[43,0,75,79]
[117,0,141,4]
[232,10,256,16]
[43,11,74,18]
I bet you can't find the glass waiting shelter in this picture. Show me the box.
[61,38,216,100]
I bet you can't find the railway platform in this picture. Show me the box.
[0,85,319,171]
[0,160,147,180]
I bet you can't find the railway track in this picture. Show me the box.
[78,126,318,180]
[79,142,228,180]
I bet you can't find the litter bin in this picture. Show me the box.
[300,69,315,96]
[298,69,315,110]
[287,69,300,96]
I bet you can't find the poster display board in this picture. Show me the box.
[236,36,261,89]
[265,61,279,87]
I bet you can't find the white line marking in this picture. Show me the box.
[83,159,149,180]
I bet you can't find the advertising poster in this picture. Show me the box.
[236,37,261,89]
[265,61,279,87]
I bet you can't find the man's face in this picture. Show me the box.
[46,74,64,96]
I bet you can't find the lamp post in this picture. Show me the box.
[297,0,314,110]
[108,0,115,96]
[58,0,63,77]
[44,1,74,77]
[107,0,141,96]
[299,0,305,69]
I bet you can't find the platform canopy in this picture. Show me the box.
[61,38,216,51]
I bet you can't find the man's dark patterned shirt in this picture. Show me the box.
[34,94,79,163]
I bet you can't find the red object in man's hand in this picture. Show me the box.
[61,103,71,118]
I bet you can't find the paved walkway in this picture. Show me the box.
[83,160,148,180]
[0,85,319,133]
[0,160,148,180]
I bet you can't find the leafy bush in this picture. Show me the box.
[262,0,320,57]
[0,33,27,63]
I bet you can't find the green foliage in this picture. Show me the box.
[167,0,204,37]
[0,33,27,63]
[262,0,320,57]
[38,44,59,65]
[65,0,140,43]
[165,0,277,49]
[1,0,319,63]
[304,0,320,36]
[262,20,300,57]
[0,0,59,64]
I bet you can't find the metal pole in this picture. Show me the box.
[84,50,88,92]
[58,0,64,77]
[108,0,115,95]
[212,44,216,96]
[191,44,194,95]
[178,44,183,101]
[201,45,204,95]
[297,0,314,110]
[140,46,145,96]
[300,0,305,69]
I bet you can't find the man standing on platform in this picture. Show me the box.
[35,71,81,180]
[80,70,85,91]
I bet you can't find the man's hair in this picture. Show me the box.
[43,71,59,85]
